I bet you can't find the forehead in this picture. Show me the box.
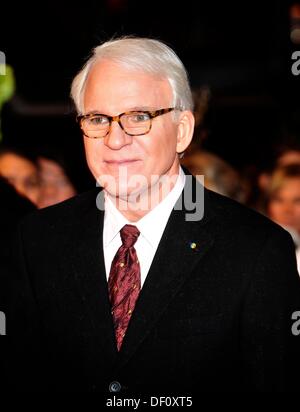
[0,153,36,175]
[83,60,173,114]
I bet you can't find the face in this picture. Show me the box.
[37,157,76,208]
[0,152,40,205]
[82,60,193,200]
[268,178,300,233]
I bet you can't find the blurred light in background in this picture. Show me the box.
[290,3,300,44]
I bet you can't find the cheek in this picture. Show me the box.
[295,205,300,217]
[142,127,177,167]
[84,139,104,171]
[268,202,281,218]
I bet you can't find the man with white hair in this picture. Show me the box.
[5,37,300,394]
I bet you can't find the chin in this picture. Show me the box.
[107,178,149,201]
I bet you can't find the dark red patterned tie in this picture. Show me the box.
[108,224,141,351]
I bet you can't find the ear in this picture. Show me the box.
[176,111,195,155]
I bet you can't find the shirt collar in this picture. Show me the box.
[103,193,129,247]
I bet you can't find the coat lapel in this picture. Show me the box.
[68,196,118,363]
[117,177,215,368]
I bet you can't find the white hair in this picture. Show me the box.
[70,36,194,114]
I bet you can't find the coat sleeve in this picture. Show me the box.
[240,227,300,392]
[3,221,45,391]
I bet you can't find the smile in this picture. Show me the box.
[104,159,140,165]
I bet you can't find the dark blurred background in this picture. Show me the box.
[0,0,299,185]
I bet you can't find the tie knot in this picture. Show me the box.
[120,224,140,248]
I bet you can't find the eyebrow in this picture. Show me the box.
[84,106,157,116]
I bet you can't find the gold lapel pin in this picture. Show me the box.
[189,242,198,250]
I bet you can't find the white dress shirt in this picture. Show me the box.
[103,167,186,287]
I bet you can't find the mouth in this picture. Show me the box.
[104,159,140,166]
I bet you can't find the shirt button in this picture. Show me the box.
[109,381,122,393]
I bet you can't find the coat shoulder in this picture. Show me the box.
[204,188,291,243]
[20,187,101,232]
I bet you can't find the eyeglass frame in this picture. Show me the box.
[76,107,177,138]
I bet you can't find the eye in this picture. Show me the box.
[127,112,150,123]
[24,176,40,189]
[87,115,109,126]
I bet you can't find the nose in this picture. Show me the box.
[104,120,132,150]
